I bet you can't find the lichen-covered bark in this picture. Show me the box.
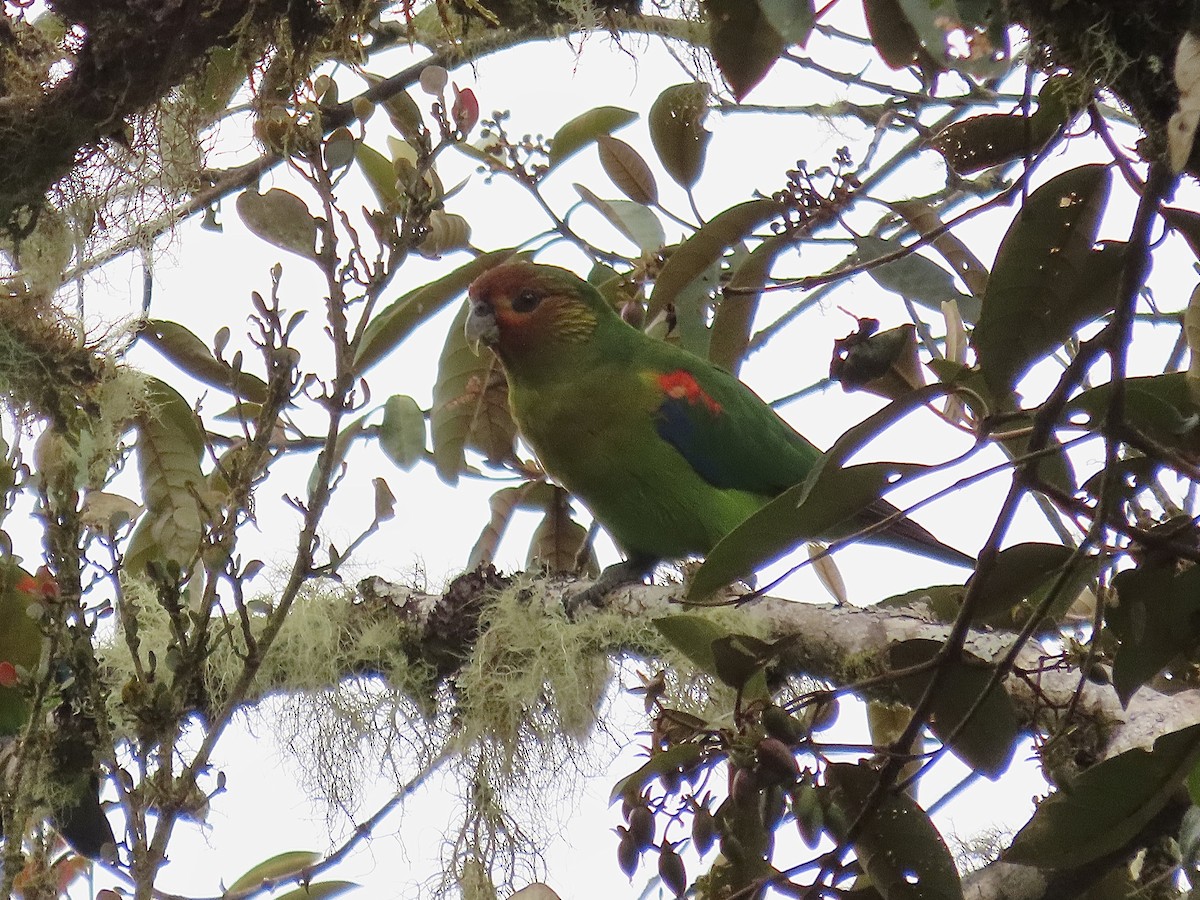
[0,0,301,221]
[0,1,1193,230]
[1007,1,1190,158]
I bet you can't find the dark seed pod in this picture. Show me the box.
[757,737,801,783]
[691,806,716,855]
[658,843,687,897]
[617,829,639,879]
[621,300,646,329]
[628,804,655,851]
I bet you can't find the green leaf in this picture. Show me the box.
[125,377,207,573]
[597,135,659,206]
[653,614,731,678]
[140,320,269,403]
[190,46,246,117]
[573,184,665,254]
[709,232,795,374]
[354,141,399,209]
[378,395,426,471]
[653,616,772,697]
[706,0,787,101]
[855,235,979,322]
[891,198,989,301]
[1019,551,1101,628]
[1188,760,1200,807]
[324,126,356,172]
[862,0,927,70]
[362,73,425,145]
[649,83,712,189]
[671,260,721,358]
[1080,456,1163,507]
[235,188,318,260]
[549,105,637,169]
[879,584,967,622]
[610,744,706,805]
[468,481,559,568]
[688,385,950,599]
[690,459,932,600]
[966,542,1080,624]
[1066,372,1200,455]
[430,305,517,485]
[956,0,1013,59]
[1110,561,1200,706]
[710,633,774,695]
[889,638,1020,778]
[1006,724,1200,869]
[355,249,518,376]
[225,850,321,894]
[973,165,1112,394]
[825,762,964,899]
[896,0,1008,78]
[930,100,1065,176]
[273,882,359,900]
[647,199,780,323]
[756,0,815,45]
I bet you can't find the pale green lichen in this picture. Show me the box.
[102,570,771,896]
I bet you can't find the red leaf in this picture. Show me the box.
[0,661,19,688]
[452,85,479,134]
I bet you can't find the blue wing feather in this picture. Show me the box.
[648,364,819,496]
[654,392,736,488]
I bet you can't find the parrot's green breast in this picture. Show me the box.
[508,358,768,560]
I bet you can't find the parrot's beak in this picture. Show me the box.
[464,299,500,355]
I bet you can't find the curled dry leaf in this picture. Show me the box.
[1169,31,1200,172]
[808,542,847,605]
[597,134,658,206]
[509,885,562,900]
[419,210,472,258]
[235,188,319,260]
[940,298,969,424]
[1187,283,1200,409]
[80,491,144,535]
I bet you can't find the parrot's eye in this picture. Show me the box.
[512,290,541,313]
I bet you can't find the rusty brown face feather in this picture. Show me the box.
[465,261,601,368]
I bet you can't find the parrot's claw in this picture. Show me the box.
[565,556,656,619]
[564,582,608,617]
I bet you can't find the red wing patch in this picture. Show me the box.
[657,371,722,415]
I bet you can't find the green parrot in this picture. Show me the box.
[0,562,115,861]
[464,260,974,607]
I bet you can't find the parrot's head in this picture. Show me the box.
[466,261,610,376]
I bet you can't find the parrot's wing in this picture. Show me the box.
[647,357,975,568]
[646,360,820,496]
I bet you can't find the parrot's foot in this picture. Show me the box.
[565,556,656,618]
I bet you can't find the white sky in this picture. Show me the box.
[25,3,1196,898]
